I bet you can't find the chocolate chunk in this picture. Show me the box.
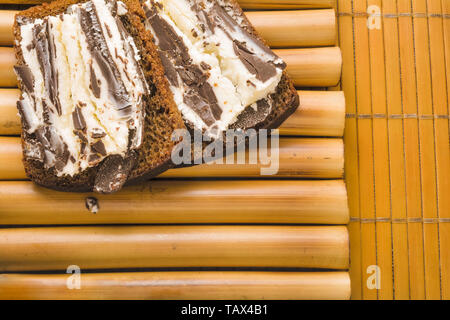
[115,16,149,94]
[91,140,107,156]
[191,3,215,34]
[93,50,131,113]
[48,129,70,171]
[114,15,128,42]
[79,5,131,115]
[273,60,287,70]
[154,0,163,10]
[198,82,222,120]
[16,16,31,25]
[104,23,113,38]
[24,140,44,161]
[88,153,101,164]
[17,100,33,131]
[85,197,99,214]
[74,130,88,143]
[72,106,86,131]
[14,65,34,94]
[178,64,206,86]
[93,153,136,193]
[41,100,51,124]
[158,51,178,87]
[200,62,211,70]
[110,0,118,16]
[233,41,277,83]
[91,128,107,139]
[144,5,190,63]
[209,3,282,65]
[80,142,87,155]
[209,3,236,31]
[35,126,70,170]
[230,98,272,130]
[33,22,62,116]
[89,64,101,98]
[183,90,216,126]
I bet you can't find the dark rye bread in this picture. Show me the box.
[13,0,186,193]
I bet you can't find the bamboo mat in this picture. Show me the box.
[338,0,450,300]
[0,0,351,300]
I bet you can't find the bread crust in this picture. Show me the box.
[14,0,186,192]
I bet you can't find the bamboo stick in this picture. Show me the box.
[0,0,337,9]
[0,225,349,271]
[245,9,336,48]
[0,136,344,180]
[382,0,410,300]
[0,47,16,87]
[281,90,345,136]
[276,47,342,87]
[162,138,343,178]
[367,0,392,300]
[423,0,448,300]
[352,0,376,300]
[411,0,437,300]
[0,10,14,46]
[0,136,22,180]
[0,89,346,136]
[0,46,342,87]
[0,271,351,300]
[399,0,425,300]
[0,180,349,225]
[0,88,20,135]
[0,9,337,48]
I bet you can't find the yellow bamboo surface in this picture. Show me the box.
[0,9,337,47]
[0,90,346,136]
[0,272,350,300]
[0,0,337,9]
[339,0,450,300]
[0,180,349,225]
[0,137,344,180]
[0,46,342,88]
[0,225,349,271]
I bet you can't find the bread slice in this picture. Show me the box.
[13,0,186,193]
[140,0,299,163]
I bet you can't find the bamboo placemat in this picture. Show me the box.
[5,0,448,302]
[0,0,350,300]
[338,0,449,300]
